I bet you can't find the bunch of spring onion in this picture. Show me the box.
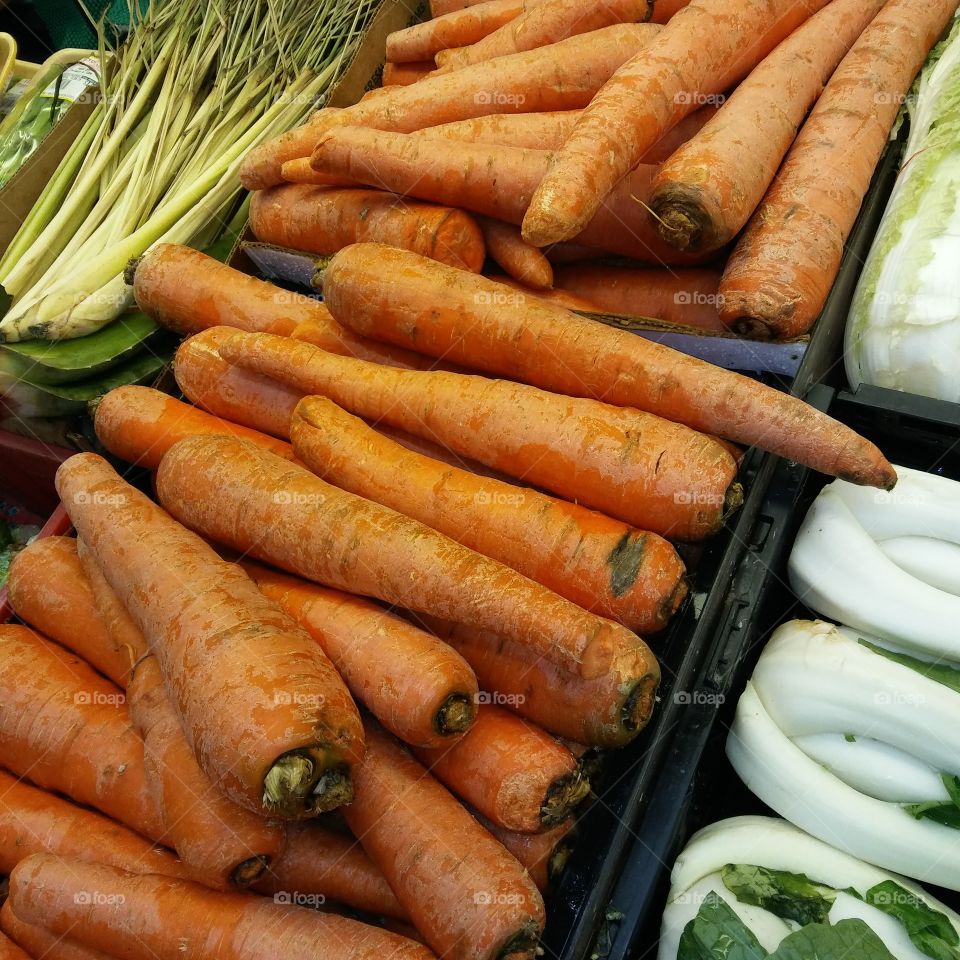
[0,0,378,342]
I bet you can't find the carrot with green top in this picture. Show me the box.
[56,453,365,819]
[478,217,552,289]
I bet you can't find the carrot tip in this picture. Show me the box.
[540,769,590,828]
[435,693,476,736]
[123,256,142,287]
[621,673,658,734]
[263,751,353,816]
[496,921,543,960]
[230,854,271,887]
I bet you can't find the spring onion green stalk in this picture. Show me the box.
[0,0,378,342]
[845,16,960,402]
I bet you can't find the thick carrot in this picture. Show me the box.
[477,217,552,289]
[553,265,727,331]
[651,0,691,22]
[321,244,897,488]
[56,453,365,818]
[250,186,485,272]
[240,24,662,190]
[132,243,429,368]
[222,331,739,539]
[650,0,887,255]
[95,385,295,470]
[6,537,131,687]
[521,0,833,246]
[343,722,545,960]
[290,395,687,632]
[414,705,587,832]
[0,624,164,841]
[253,822,407,920]
[382,61,436,85]
[1,905,109,960]
[482,817,576,891]
[0,768,184,879]
[156,433,660,686]
[309,130,709,265]
[8,854,435,960]
[441,0,652,71]
[718,0,957,339]
[387,0,525,62]
[242,560,479,747]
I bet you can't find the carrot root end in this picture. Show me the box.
[496,921,542,960]
[540,769,590,828]
[230,854,271,887]
[434,693,477,736]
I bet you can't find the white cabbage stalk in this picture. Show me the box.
[845,16,960,401]
[659,816,960,960]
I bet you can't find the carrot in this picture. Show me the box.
[0,768,184,880]
[651,0,691,22]
[253,822,407,920]
[440,0,652,71]
[56,453,365,818]
[309,129,709,265]
[482,818,576,891]
[387,0,526,62]
[0,624,164,841]
[8,854,436,960]
[95,385,295,471]
[382,61,436,85]
[222,331,739,539]
[650,0,887,255]
[1,905,110,960]
[242,560,479,748]
[250,186,485,272]
[553,265,727,331]
[342,722,545,960]
[718,0,957,339]
[6,537,131,687]
[321,244,897,488]
[487,274,600,311]
[0,925,30,960]
[290,395,687,632]
[156,433,660,690]
[432,0,491,14]
[414,705,587,832]
[477,217,552,289]
[239,24,662,190]
[521,0,834,247]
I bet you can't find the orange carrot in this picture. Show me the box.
[250,186,485,272]
[56,453,365,818]
[6,537,131,687]
[254,822,407,920]
[0,624,164,841]
[477,217,552,289]
[387,0,525,62]
[482,817,577,891]
[342,722,545,960]
[382,60,436,85]
[1,905,109,960]
[487,274,599,311]
[240,24,662,190]
[553,264,727,331]
[156,432,660,686]
[290,394,687,632]
[280,157,358,184]
[522,0,833,246]
[221,331,739,539]
[0,923,31,960]
[440,0,652,71]
[414,705,587,831]
[719,0,957,339]
[651,0,691,22]
[432,0,491,14]
[95,385,296,470]
[8,854,435,960]
[242,560,479,748]
[309,129,709,265]
[650,0,887,255]
[321,244,897,488]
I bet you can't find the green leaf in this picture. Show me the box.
[721,865,835,926]
[863,881,960,960]
[766,919,896,960]
[860,640,960,696]
[905,774,960,831]
[844,733,857,743]
[677,892,766,960]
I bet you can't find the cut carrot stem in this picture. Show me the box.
[342,722,545,960]
[478,217,552,289]
[521,0,832,246]
[290,395,687,632]
[240,24,663,190]
[382,61,436,85]
[321,244,897,489]
[8,854,435,960]
[253,822,407,920]
[650,0,887,254]
[718,0,958,339]
[6,537,132,687]
[1,904,110,960]
[480,816,577,891]
[156,432,659,685]
[55,453,364,819]
[250,186,485,272]
[243,560,479,748]
[95,385,296,471]
[222,330,738,539]
[414,704,588,832]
